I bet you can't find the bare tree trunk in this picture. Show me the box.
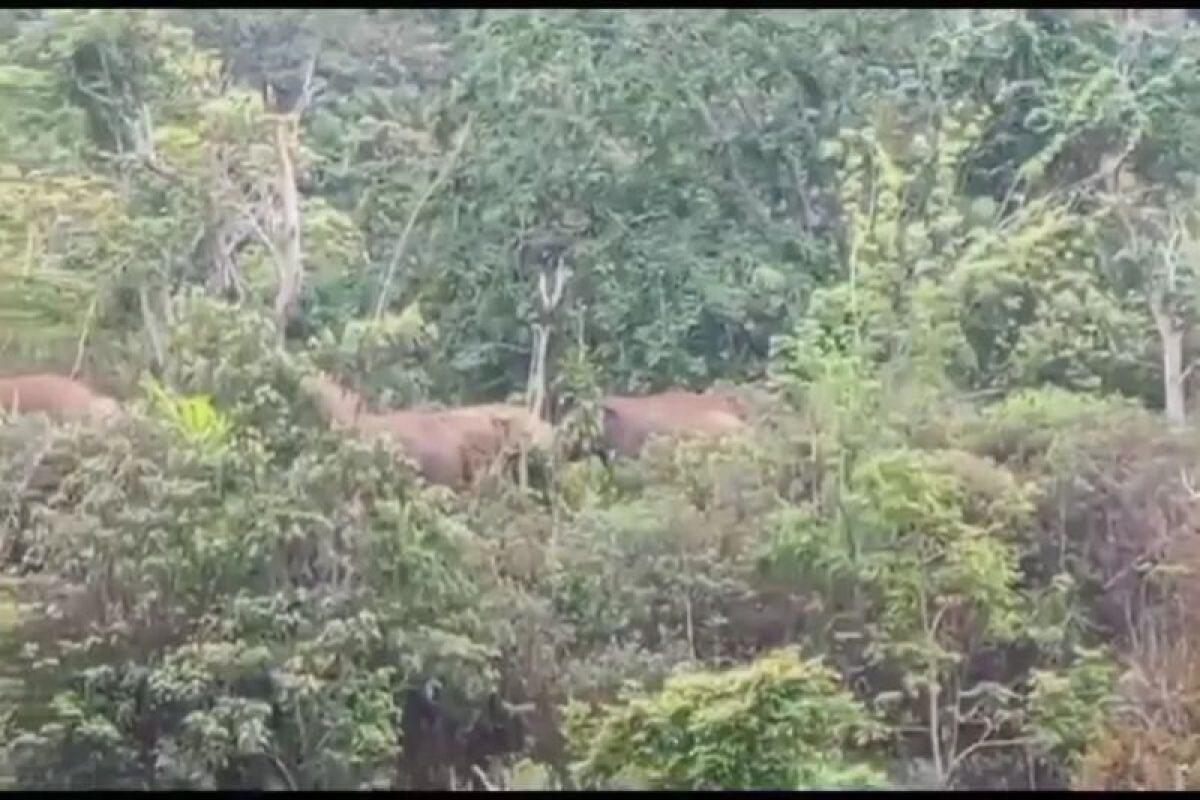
[139,286,167,373]
[525,258,570,422]
[264,54,318,341]
[373,114,474,323]
[272,118,303,339]
[1115,200,1193,431]
[523,255,570,492]
[1155,303,1188,429]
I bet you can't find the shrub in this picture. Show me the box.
[563,647,888,790]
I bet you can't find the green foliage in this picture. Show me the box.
[793,100,1142,398]
[765,335,1114,786]
[962,387,1154,470]
[306,303,436,409]
[0,165,132,349]
[767,448,1036,780]
[852,448,1028,638]
[2,7,1200,792]
[368,10,853,398]
[1025,646,1119,767]
[564,647,887,790]
[9,10,220,155]
[0,300,503,790]
[140,374,232,452]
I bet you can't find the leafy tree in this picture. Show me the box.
[0,8,1198,792]
[564,648,887,790]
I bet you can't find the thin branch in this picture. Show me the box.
[730,85,817,231]
[1,434,54,561]
[137,149,180,182]
[294,53,320,120]
[1181,358,1200,384]
[657,26,778,233]
[948,735,1033,779]
[684,590,697,661]
[69,73,119,109]
[139,285,166,371]
[947,677,963,786]
[373,112,474,322]
[916,588,946,783]
[268,753,299,792]
[237,205,286,274]
[1181,467,1200,499]
[956,680,1021,702]
[69,296,98,380]
[471,763,498,791]
[680,82,775,231]
[1061,125,1144,199]
[927,671,944,783]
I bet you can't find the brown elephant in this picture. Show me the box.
[354,409,480,490]
[0,373,122,425]
[437,403,555,481]
[447,404,554,452]
[596,390,749,460]
[300,374,511,491]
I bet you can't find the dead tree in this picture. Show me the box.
[524,239,571,424]
[261,55,319,339]
[183,55,319,342]
[1114,195,1197,430]
[520,234,572,490]
[1149,219,1190,430]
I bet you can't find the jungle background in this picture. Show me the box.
[0,8,1198,790]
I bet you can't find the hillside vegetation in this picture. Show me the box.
[1,9,1200,790]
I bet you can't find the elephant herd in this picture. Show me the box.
[0,371,752,492]
[299,373,751,490]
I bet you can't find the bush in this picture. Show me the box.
[0,301,508,790]
[563,647,888,790]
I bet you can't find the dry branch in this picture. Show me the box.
[373,113,475,322]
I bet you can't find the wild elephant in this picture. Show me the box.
[300,373,508,491]
[354,408,479,490]
[0,373,122,425]
[595,390,749,460]
[437,403,555,482]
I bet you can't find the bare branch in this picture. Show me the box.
[656,26,779,234]
[1181,467,1200,499]
[272,119,303,332]
[1063,125,1144,199]
[97,102,183,183]
[373,113,475,322]
[471,764,498,792]
[138,153,180,182]
[139,286,166,371]
[268,753,298,792]
[948,735,1033,779]
[1182,358,1200,384]
[293,53,320,120]
[236,203,285,273]
[526,253,571,422]
[69,296,98,380]
[957,680,1022,702]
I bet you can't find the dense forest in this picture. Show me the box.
[0,8,1199,790]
